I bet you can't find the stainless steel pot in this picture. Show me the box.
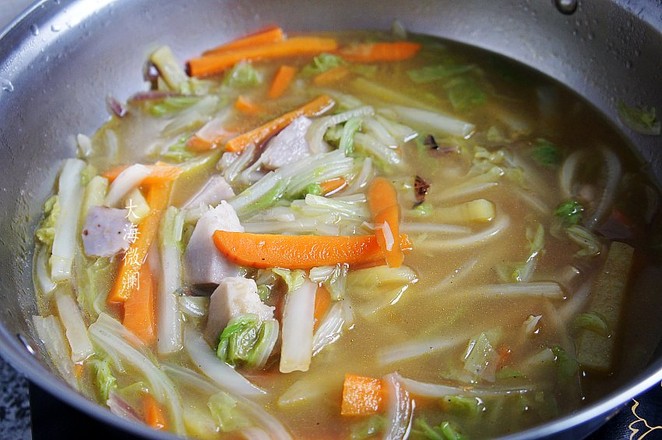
[1,1,661,438]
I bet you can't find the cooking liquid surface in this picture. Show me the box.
[32,30,662,439]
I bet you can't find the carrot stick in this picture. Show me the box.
[122,262,156,345]
[203,26,285,56]
[313,66,350,86]
[367,177,403,268]
[188,37,338,77]
[319,177,347,196]
[224,94,335,153]
[268,65,297,99]
[314,286,332,331]
[341,373,383,416]
[107,182,172,303]
[102,163,183,184]
[143,393,167,430]
[213,230,411,269]
[234,95,264,115]
[339,41,421,63]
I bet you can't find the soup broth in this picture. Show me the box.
[32,29,662,439]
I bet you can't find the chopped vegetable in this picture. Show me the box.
[188,37,339,77]
[444,77,486,111]
[413,419,466,440]
[341,374,383,416]
[272,268,306,293]
[54,287,94,363]
[122,263,157,346]
[224,94,335,152]
[367,177,404,268]
[350,415,385,439]
[573,312,609,337]
[280,279,316,373]
[314,286,332,330]
[407,63,475,84]
[268,65,297,99]
[204,26,286,55]
[434,199,496,224]
[617,101,661,135]
[551,345,579,380]
[207,391,251,432]
[216,314,279,370]
[340,41,421,63]
[576,241,634,371]
[213,230,412,269]
[554,199,584,227]
[313,66,350,86]
[530,138,562,168]
[223,61,262,89]
[90,357,117,402]
[234,95,264,115]
[302,53,346,76]
[51,159,86,282]
[143,393,167,430]
[107,181,172,303]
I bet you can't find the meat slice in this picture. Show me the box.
[204,277,275,344]
[183,175,235,209]
[184,201,243,286]
[260,116,312,169]
[81,206,133,257]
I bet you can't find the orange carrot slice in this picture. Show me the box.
[340,41,421,63]
[102,162,182,184]
[268,65,297,99]
[107,182,172,303]
[204,26,285,55]
[367,177,403,268]
[319,177,347,196]
[234,95,265,115]
[313,286,332,331]
[223,94,334,153]
[143,393,167,430]
[212,230,411,270]
[188,37,338,77]
[313,66,350,86]
[122,262,156,345]
[341,373,383,416]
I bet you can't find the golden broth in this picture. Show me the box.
[33,30,662,439]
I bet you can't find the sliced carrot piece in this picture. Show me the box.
[107,182,172,303]
[122,263,156,345]
[319,177,347,196]
[367,177,403,268]
[212,230,411,270]
[313,285,332,331]
[234,95,265,115]
[339,41,421,63]
[102,162,183,184]
[313,66,350,86]
[204,26,285,55]
[143,393,167,430]
[223,94,335,153]
[188,37,338,77]
[268,65,297,99]
[341,373,383,416]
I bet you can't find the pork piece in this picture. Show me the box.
[204,277,275,344]
[81,206,133,257]
[183,175,235,209]
[184,201,243,285]
[260,116,312,169]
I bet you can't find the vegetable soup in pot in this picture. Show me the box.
[30,27,662,439]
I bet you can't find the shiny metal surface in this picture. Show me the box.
[0,1,661,439]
